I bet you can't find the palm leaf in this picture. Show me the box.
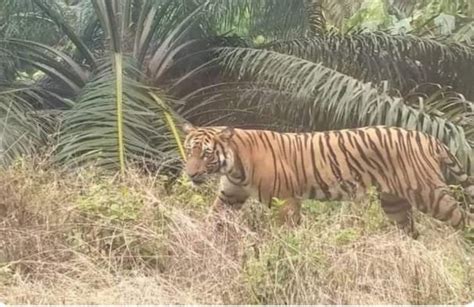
[55,59,180,171]
[451,20,474,44]
[0,86,57,165]
[0,0,62,44]
[31,0,96,68]
[305,0,326,34]
[1,38,89,94]
[149,91,186,161]
[133,0,190,67]
[267,32,474,100]
[404,83,474,138]
[210,47,474,172]
[190,0,309,40]
[321,0,363,29]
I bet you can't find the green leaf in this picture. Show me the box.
[198,47,474,172]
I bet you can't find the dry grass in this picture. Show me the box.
[0,159,473,304]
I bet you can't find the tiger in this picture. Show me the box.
[182,123,474,238]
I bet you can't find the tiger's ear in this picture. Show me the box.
[218,127,235,142]
[182,122,195,134]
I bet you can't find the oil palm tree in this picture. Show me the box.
[1,0,473,175]
[0,0,215,171]
[180,0,474,173]
[0,0,317,170]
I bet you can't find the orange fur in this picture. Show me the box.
[183,125,474,237]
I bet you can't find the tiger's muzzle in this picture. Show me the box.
[185,156,208,185]
[187,171,207,185]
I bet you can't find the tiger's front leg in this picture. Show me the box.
[211,189,249,212]
[211,177,250,213]
[209,179,249,230]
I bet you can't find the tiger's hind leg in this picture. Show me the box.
[277,198,302,227]
[380,193,419,239]
[430,188,471,229]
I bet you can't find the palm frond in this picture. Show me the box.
[212,47,474,172]
[31,0,96,68]
[0,0,62,44]
[322,0,364,29]
[387,0,417,17]
[267,32,474,100]
[133,0,174,65]
[403,83,474,135]
[190,0,308,40]
[180,81,303,130]
[55,59,180,171]
[0,85,57,165]
[92,0,126,173]
[451,20,474,44]
[1,38,88,96]
[305,0,326,34]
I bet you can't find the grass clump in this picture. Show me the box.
[0,161,472,304]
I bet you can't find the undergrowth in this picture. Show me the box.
[0,159,472,304]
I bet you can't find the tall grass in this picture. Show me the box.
[0,159,472,304]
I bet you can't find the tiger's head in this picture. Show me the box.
[182,123,235,185]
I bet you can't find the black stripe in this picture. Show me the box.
[386,128,394,148]
[405,131,430,185]
[352,135,376,169]
[393,138,411,187]
[379,129,403,191]
[346,130,356,147]
[415,132,440,176]
[319,133,328,164]
[293,138,302,194]
[236,131,252,149]
[326,132,343,181]
[337,131,365,187]
[396,129,422,188]
[262,132,279,198]
[257,131,268,150]
[366,134,389,169]
[357,129,370,148]
[248,131,258,146]
[311,134,331,198]
[297,135,307,192]
[279,158,291,193]
[277,133,286,156]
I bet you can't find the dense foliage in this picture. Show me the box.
[0,0,473,173]
[1,2,473,304]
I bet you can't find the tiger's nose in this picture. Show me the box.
[187,170,205,184]
[187,171,202,179]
